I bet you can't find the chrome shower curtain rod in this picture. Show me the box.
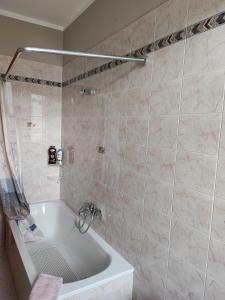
[3,47,147,80]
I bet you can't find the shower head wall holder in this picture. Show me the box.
[80,88,96,96]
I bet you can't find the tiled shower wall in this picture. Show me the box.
[61,0,225,299]
[0,56,62,245]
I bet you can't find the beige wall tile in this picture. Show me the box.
[120,194,144,222]
[170,219,208,271]
[148,115,179,151]
[178,114,222,155]
[188,0,225,25]
[127,57,153,90]
[150,80,182,115]
[155,0,188,40]
[133,271,166,300]
[219,114,225,156]
[205,277,225,300]
[102,159,121,191]
[147,148,176,185]
[181,72,225,114]
[173,185,212,234]
[165,290,187,300]
[118,164,145,200]
[110,63,131,92]
[122,117,149,146]
[143,206,170,247]
[144,177,173,215]
[208,238,225,285]
[175,151,217,195]
[152,41,185,85]
[211,197,225,242]
[103,118,125,158]
[138,235,168,281]
[184,26,225,76]
[120,236,142,269]
[122,143,147,174]
[215,156,225,200]
[166,256,205,300]
[110,87,150,118]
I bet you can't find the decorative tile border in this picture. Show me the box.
[1,10,225,88]
[63,10,225,87]
[0,73,62,87]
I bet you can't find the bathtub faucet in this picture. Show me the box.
[75,202,102,234]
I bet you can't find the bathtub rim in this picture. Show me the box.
[8,200,134,299]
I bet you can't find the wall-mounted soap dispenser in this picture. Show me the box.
[48,146,57,164]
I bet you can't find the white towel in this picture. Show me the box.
[29,273,63,300]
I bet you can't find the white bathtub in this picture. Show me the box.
[7,201,134,300]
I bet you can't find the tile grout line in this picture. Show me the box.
[202,61,225,300]
[163,1,190,298]
[142,10,156,228]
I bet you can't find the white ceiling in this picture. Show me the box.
[0,0,95,31]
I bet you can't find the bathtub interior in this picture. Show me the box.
[26,202,111,283]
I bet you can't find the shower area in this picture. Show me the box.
[1,0,225,299]
[0,46,141,300]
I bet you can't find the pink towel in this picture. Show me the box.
[29,273,63,300]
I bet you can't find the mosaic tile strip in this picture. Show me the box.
[0,73,62,87]
[63,10,225,87]
[187,11,225,38]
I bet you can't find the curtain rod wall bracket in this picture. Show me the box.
[4,47,147,80]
